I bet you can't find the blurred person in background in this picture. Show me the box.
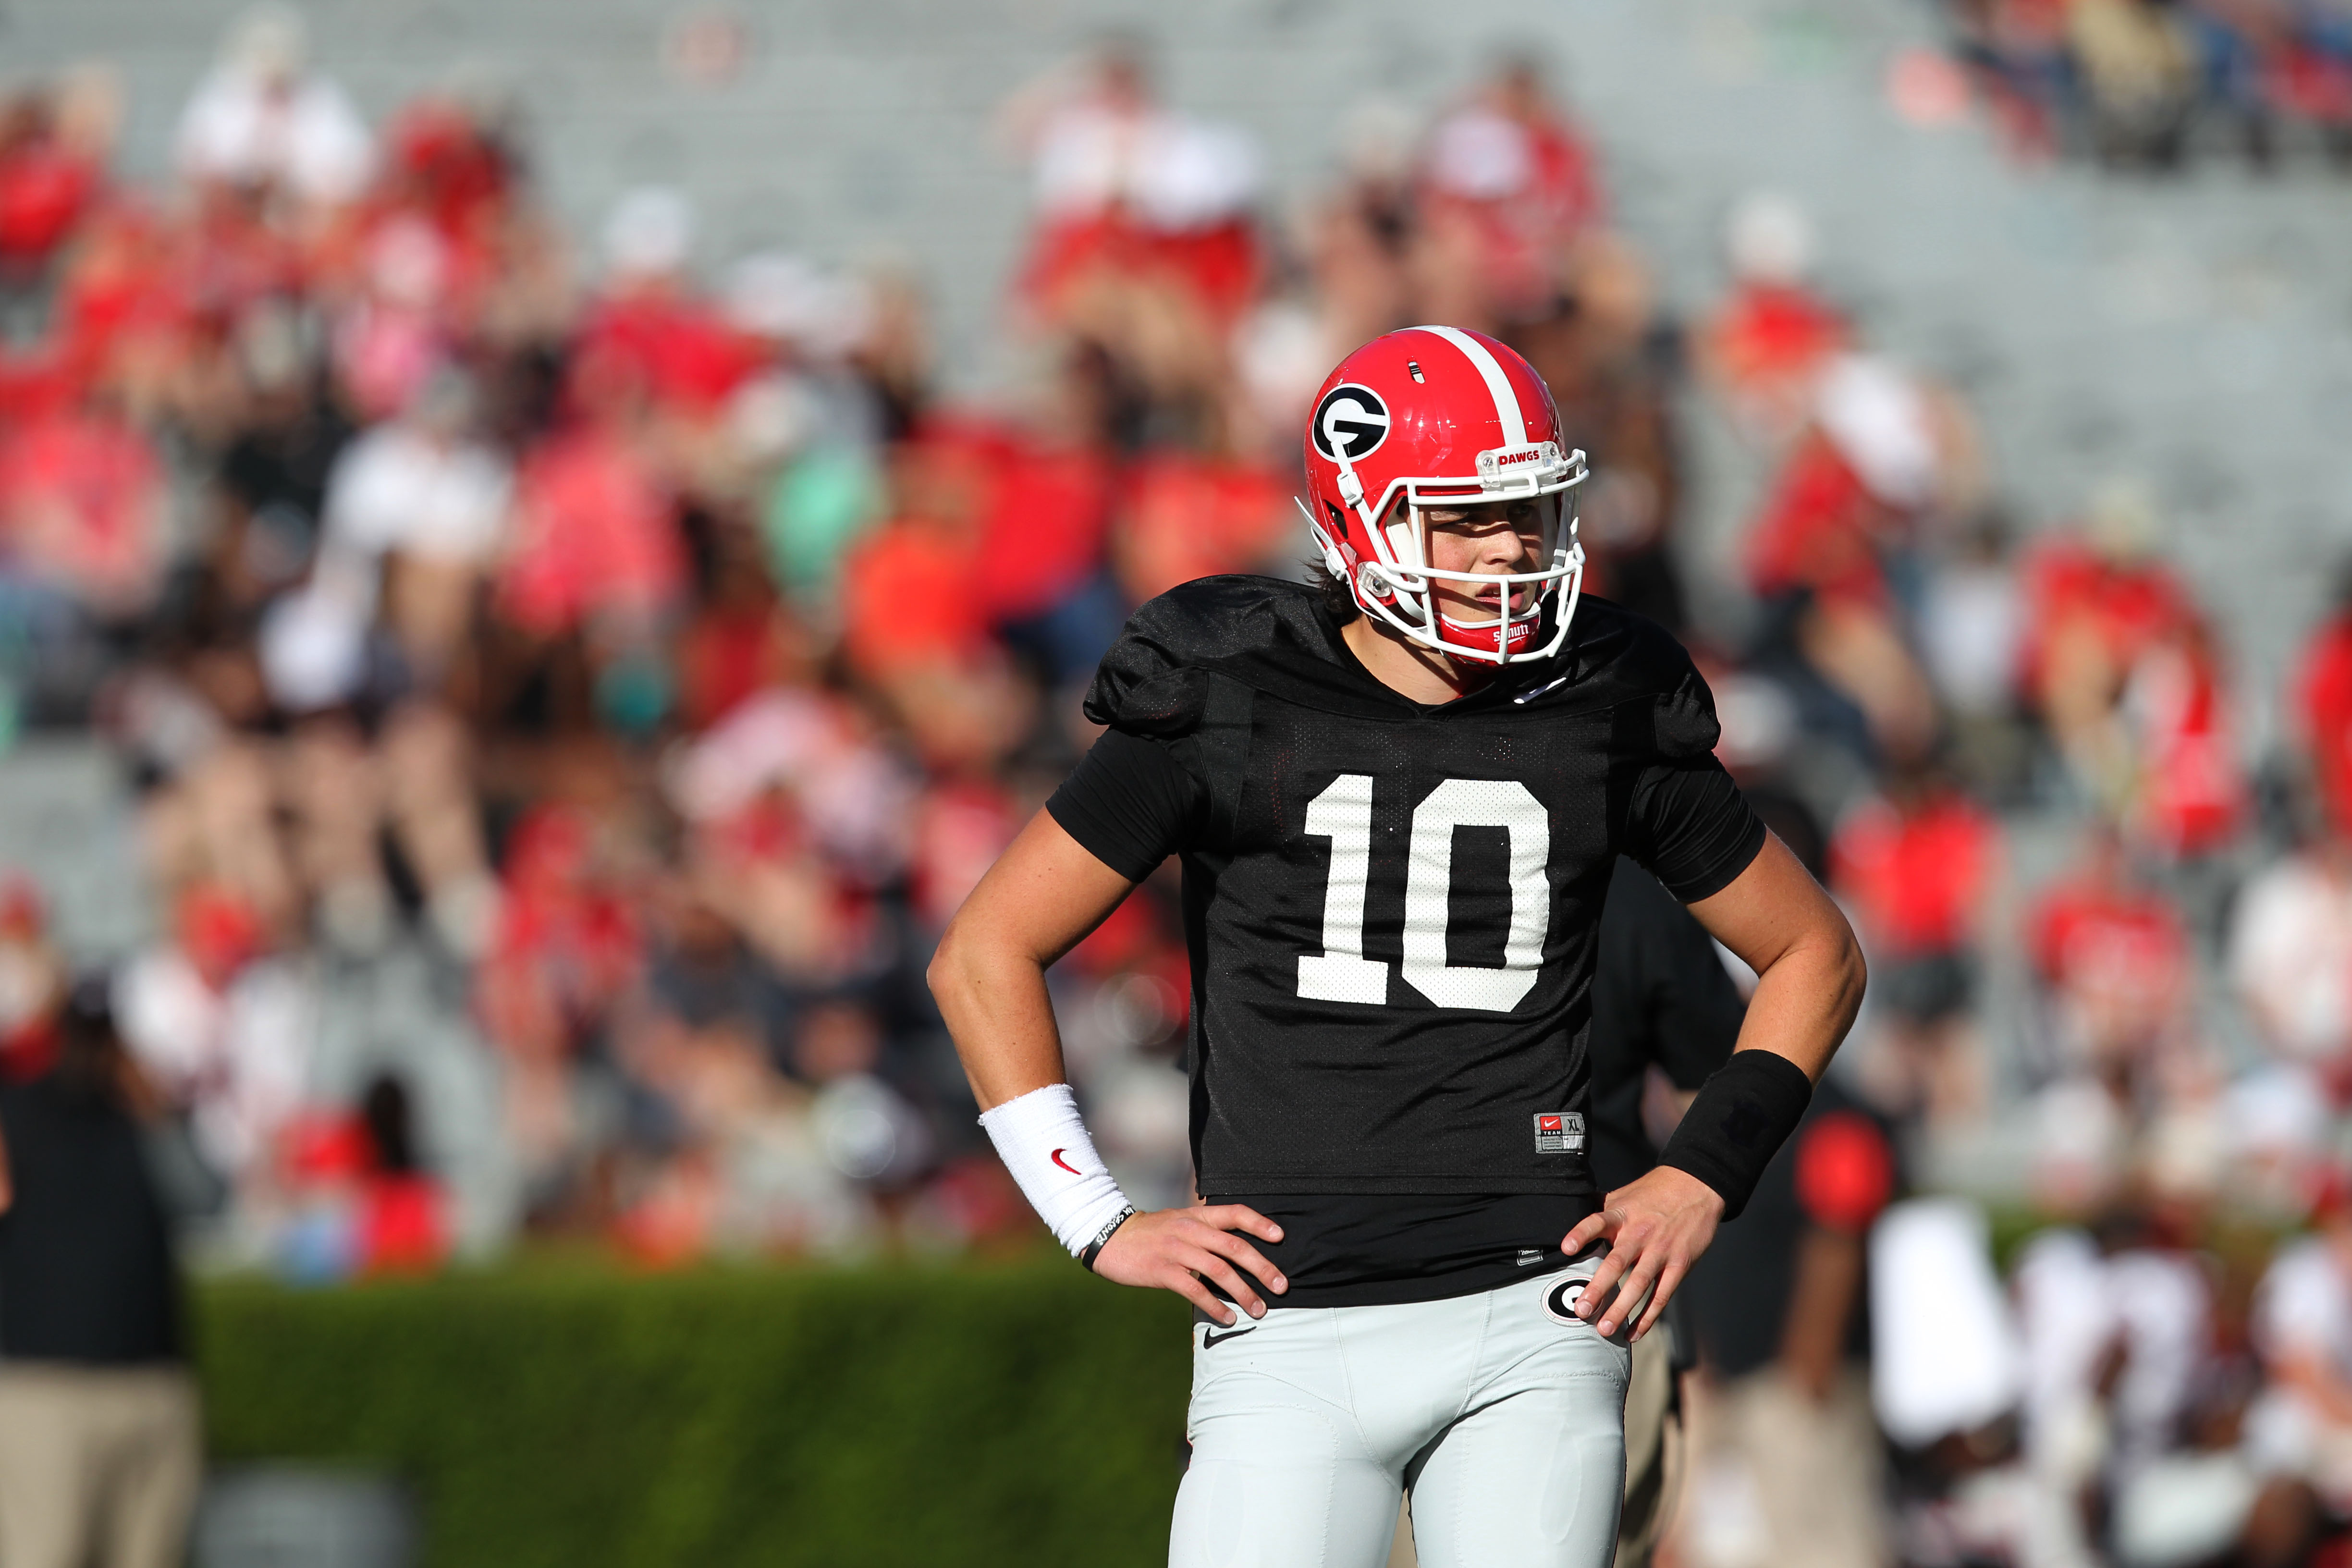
[2294,558,2352,848]
[1916,511,2033,801]
[1741,354,1972,771]
[2230,808,2352,1103]
[2017,482,2199,818]
[114,881,312,1216]
[1673,1083,1899,1568]
[173,4,373,221]
[1696,191,1849,447]
[1002,32,1262,433]
[2069,0,2200,167]
[1414,49,1608,331]
[0,69,113,294]
[2244,1177,2352,1562]
[1588,860,1751,1568]
[2023,830,2217,1219]
[1831,755,2003,1136]
[0,980,198,1568]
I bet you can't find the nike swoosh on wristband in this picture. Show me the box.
[1201,1326,1257,1348]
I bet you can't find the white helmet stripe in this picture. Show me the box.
[1413,324,1526,447]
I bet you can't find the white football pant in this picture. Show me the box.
[1170,1259,1631,1568]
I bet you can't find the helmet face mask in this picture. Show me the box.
[1301,326,1590,667]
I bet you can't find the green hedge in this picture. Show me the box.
[196,1256,1194,1568]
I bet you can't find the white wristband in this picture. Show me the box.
[978,1083,1135,1259]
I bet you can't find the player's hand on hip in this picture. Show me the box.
[1092,1203,1287,1325]
[1560,1166,1726,1342]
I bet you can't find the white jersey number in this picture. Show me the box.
[1296,773,1552,1012]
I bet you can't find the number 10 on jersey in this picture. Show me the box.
[1296,773,1552,1014]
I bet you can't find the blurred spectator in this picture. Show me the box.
[2069,0,2200,166]
[275,1072,450,1280]
[173,6,373,214]
[114,883,311,1199]
[1005,37,1262,353]
[0,881,65,1085]
[1678,1087,1899,1568]
[0,982,199,1568]
[2018,486,2198,816]
[2029,831,2196,1080]
[2246,1187,2352,1542]
[2230,824,2352,1092]
[2295,562,2352,845]
[1831,759,2003,1133]
[317,367,512,685]
[1744,356,1962,767]
[1415,50,1607,330]
[0,392,172,620]
[0,71,114,286]
[1698,192,1849,446]
[1917,512,2033,800]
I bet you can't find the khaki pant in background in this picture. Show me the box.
[1386,1327,1680,1568]
[0,1363,201,1568]
[1664,1366,1889,1568]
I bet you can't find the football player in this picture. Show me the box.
[931,325,1864,1568]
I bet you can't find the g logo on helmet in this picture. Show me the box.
[1311,384,1390,463]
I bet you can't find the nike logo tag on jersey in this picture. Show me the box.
[1513,674,1571,704]
[1201,1326,1257,1348]
[1517,1249,1544,1266]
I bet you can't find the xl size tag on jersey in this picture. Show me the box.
[1533,1112,1585,1153]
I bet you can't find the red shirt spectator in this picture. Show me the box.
[969,437,1114,625]
[2298,607,2352,840]
[2126,628,2245,858]
[2029,844,2193,1066]
[570,286,759,419]
[909,779,1019,931]
[1113,452,1288,605]
[2031,871,2188,995]
[0,401,169,612]
[1832,784,1999,959]
[1741,430,1886,606]
[0,104,102,273]
[2016,533,2195,713]
[1703,280,1849,433]
[477,807,642,1062]
[839,515,989,677]
[497,426,685,636]
[1418,67,1607,319]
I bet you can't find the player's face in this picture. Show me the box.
[1420,498,1549,623]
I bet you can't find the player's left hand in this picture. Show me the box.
[1559,1166,1726,1341]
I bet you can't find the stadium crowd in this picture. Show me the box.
[1934,0,2352,168]
[7,10,2352,1566]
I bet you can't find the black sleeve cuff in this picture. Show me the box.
[1657,1050,1814,1221]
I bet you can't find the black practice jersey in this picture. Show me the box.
[1049,577,1764,1218]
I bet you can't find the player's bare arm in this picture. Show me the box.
[1564,833,1865,1339]
[928,811,1288,1325]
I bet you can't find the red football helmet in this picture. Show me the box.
[1300,325,1587,664]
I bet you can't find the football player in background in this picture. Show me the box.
[931,325,1864,1568]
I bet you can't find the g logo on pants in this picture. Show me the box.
[1542,1277,1586,1324]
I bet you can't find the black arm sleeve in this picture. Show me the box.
[1044,726,1206,882]
[1624,757,1767,903]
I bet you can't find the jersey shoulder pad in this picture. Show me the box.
[1083,576,1347,734]
[1531,597,1724,760]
